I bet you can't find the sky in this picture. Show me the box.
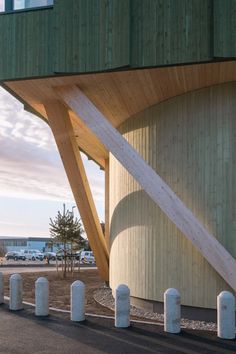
[0,86,105,237]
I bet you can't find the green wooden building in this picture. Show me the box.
[1,0,236,319]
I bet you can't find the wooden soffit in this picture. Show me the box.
[4,60,236,166]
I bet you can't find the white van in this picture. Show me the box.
[19,249,44,261]
[79,251,95,264]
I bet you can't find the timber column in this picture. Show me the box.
[44,100,109,281]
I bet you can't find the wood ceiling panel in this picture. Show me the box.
[5,61,236,164]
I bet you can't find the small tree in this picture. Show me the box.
[0,241,6,258]
[49,204,85,277]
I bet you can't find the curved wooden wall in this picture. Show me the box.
[109,82,236,309]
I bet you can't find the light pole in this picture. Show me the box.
[71,205,76,217]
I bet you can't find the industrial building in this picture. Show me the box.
[0,0,236,319]
[0,236,62,253]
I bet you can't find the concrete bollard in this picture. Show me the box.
[164,288,181,333]
[9,274,23,311]
[115,284,130,328]
[71,280,85,322]
[35,277,49,316]
[217,291,235,339]
[0,272,4,304]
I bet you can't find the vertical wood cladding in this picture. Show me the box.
[53,0,129,73]
[0,0,235,80]
[214,0,236,57]
[109,82,236,308]
[130,0,213,66]
[55,0,213,72]
[0,8,53,79]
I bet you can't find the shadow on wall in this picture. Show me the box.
[109,83,236,258]
[109,189,167,247]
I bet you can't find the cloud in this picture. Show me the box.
[0,87,104,207]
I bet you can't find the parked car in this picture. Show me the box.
[55,251,64,260]
[19,249,44,261]
[56,251,77,261]
[75,250,88,261]
[44,251,56,261]
[15,253,27,261]
[79,251,95,264]
[32,250,44,261]
[5,251,20,261]
[75,250,82,260]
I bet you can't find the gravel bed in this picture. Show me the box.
[94,286,217,332]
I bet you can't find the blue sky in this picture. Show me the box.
[0,87,104,237]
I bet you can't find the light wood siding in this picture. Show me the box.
[109,82,236,309]
[214,0,236,57]
[0,8,53,80]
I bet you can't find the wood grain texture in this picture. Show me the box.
[53,0,129,73]
[0,0,236,80]
[0,8,53,80]
[131,0,212,67]
[56,84,236,296]
[5,61,236,166]
[44,100,109,281]
[110,82,236,308]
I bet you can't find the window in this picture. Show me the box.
[1,0,53,12]
[14,0,53,10]
[2,239,27,246]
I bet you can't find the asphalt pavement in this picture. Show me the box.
[0,304,235,354]
[0,263,96,274]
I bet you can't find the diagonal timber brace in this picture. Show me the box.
[55,85,236,292]
[44,100,109,281]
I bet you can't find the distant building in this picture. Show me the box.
[0,236,63,253]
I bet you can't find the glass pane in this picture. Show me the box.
[14,0,53,10]
[0,0,5,11]
[14,0,24,10]
[25,0,53,7]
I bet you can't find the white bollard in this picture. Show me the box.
[115,284,130,328]
[9,274,23,311]
[0,272,4,304]
[35,277,49,316]
[164,288,181,333]
[217,291,235,339]
[71,280,85,322]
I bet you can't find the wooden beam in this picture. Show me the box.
[55,85,236,292]
[44,100,109,281]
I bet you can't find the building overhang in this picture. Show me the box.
[2,60,236,167]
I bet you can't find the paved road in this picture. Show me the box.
[0,265,96,274]
[0,304,235,354]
